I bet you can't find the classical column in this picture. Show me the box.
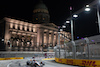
[51,31,54,48]
[34,36,37,46]
[37,28,44,46]
[33,36,35,46]
[37,28,41,46]
[57,32,59,45]
[56,33,58,45]
[37,28,44,51]
[4,22,11,51]
[46,30,49,47]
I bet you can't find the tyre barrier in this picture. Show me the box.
[55,57,100,67]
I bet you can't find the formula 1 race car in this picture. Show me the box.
[26,59,45,67]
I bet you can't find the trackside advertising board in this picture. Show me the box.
[0,57,23,60]
[55,57,100,67]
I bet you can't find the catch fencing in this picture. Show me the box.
[55,35,100,60]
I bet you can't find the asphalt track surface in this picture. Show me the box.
[0,59,80,67]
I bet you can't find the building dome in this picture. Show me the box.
[33,0,50,23]
[34,0,48,10]
[33,0,49,13]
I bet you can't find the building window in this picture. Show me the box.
[27,26,29,31]
[31,28,33,32]
[36,18,38,20]
[22,26,24,31]
[18,25,20,30]
[43,18,45,20]
[13,24,15,29]
[46,16,49,21]
[44,32,46,33]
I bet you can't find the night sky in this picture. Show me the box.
[0,0,99,40]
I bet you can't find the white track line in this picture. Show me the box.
[7,63,12,67]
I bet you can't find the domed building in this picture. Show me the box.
[33,0,50,23]
[0,0,71,51]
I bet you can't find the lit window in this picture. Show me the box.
[43,18,45,20]
[36,18,38,20]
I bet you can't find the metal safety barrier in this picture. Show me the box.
[55,35,100,60]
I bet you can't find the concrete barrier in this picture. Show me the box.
[55,57,100,67]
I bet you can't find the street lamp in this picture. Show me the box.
[66,14,78,59]
[62,25,66,28]
[85,4,100,33]
[58,27,65,58]
[73,14,78,18]
[69,5,78,41]
[66,21,70,23]
[97,5,100,33]
[71,14,78,41]
[85,5,91,11]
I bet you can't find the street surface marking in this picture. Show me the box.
[7,63,12,67]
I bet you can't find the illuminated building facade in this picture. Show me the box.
[0,0,71,51]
